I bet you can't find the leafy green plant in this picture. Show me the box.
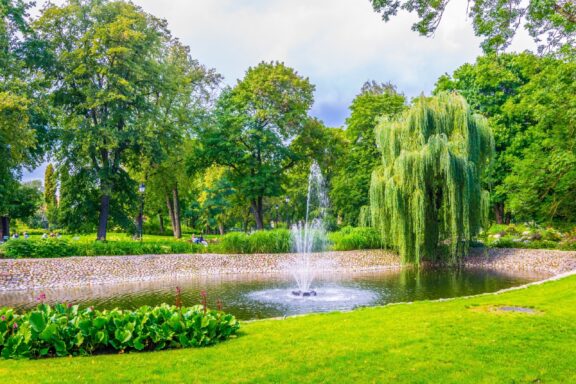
[328,227,382,251]
[215,229,291,254]
[0,239,205,258]
[0,303,239,359]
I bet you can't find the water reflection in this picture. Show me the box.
[0,268,547,320]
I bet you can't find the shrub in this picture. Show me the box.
[216,229,291,254]
[328,227,382,251]
[1,239,79,258]
[0,239,204,258]
[0,303,239,359]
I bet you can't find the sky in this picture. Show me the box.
[24,0,535,181]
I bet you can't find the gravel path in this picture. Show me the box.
[0,248,574,292]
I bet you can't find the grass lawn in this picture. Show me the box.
[1,274,575,383]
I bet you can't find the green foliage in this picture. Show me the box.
[370,93,494,263]
[43,163,57,227]
[331,81,405,226]
[0,303,239,359]
[0,182,43,223]
[284,119,347,228]
[216,229,292,254]
[328,226,382,251]
[503,59,576,223]
[370,0,576,53]
[0,239,204,258]
[436,53,576,224]
[482,223,576,250]
[0,0,50,224]
[34,0,218,239]
[200,61,315,229]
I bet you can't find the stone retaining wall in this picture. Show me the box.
[0,248,574,291]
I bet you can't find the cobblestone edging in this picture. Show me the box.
[0,248,574,292]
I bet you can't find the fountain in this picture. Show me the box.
[247,161,379,312]
[288,161,329,297]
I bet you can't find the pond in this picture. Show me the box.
[0,267,547,320]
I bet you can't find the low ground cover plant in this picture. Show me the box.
[0,303,239,359]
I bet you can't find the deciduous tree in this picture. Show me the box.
[200,62,315,229]
[370,93,494,263]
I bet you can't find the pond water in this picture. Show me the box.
[0,267,547,320]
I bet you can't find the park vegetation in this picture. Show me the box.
[0,0,574,263]
[0,227,382,258]
[370,93,494,262]
[0,302,239,359]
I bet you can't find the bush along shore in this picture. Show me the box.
[0,302,240,359]
[0,227,382,259]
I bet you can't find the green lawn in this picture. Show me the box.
[2,274,575,383]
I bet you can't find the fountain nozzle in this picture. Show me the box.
[291,290,317,297]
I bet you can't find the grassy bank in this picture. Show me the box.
[1,274,574,383]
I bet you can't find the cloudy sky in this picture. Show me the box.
[25,0,534,181]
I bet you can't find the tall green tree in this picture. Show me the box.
[435,53,543,223]
[434,52,572,224]
[331,81,405,225]
[43,163,58,227]
[1,181,43,237]
[200,61,315,229]
[285,119,347,229]
[370,0,576,53]
[370,93,494,263]
[35,0,181,240]
[503,59,576,223]
[139,42,220,239]
[1,0,49,238]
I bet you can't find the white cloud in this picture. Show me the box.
[129,0,534,126]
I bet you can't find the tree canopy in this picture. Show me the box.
[331,81,405,225]
[435,52,576,224]
[370,93,494,263]
[370,0,576,53]
[199,61,315,229]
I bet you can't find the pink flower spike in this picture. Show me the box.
[1,315,5,321]
[13,322,18,329]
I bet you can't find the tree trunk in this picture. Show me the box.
[0,216,10,240]
[97,194,110,240]
[172,187,182,239]
[251,197,264,230]
[166,194,177,238]
[158,211,165,234]
[218,221,225,235]
[493,203,505,224]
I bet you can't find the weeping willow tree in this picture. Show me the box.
[370,92,494,264]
